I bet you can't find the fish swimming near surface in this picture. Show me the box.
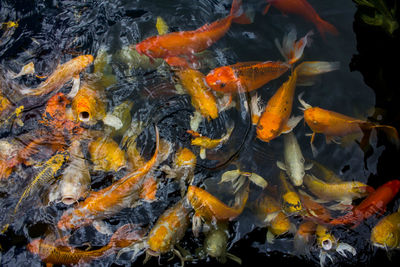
[298,92,400,154]
[263,0,339,38]
[135,0,251,65]
[329,180,400,227]
[278,171,303,214]
[20,55,93,97]
[255,61,339,143]
[57,126,159,232]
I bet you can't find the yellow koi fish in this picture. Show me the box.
[20,55,93,96]
[371,207,400,249]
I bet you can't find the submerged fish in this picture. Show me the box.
[298,93,400,152]
[57,126,159,231]
[20,55,93,97]
[303,174,373,205]
[371,207,400,249]
[88,136,126,172]
[277,132,312,186]
[263,0,339,37]
[14,151,69,213]
[135,0,251,63]
[278,171,303,214]
[27,224,147,266]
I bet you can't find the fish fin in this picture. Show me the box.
[140,176,157,201]
[262,3,271,15]
[248,172,268,189]
[276,29,313,65]
[226,253,242,265]
[190,111,203,132]
[282,115,302,133]
[66,74,80,98]
[219,169,241,184]
[266,230,275,244]
[199,148,206,159]
[327,202,353,212]
[230,0,253,24]
[315,17,339,38]
[289,223,297,235]
[264,211,279,224]
[11,62,35,79]
[46,263,54,267]
[374,125,400,148]
[319,250,333,267]
[325,135,341,144]
[156,16,169,35]
[93,220,113,235]
[295,61,340,86]
[336,242,356,257]
[103,114,123,130]
[276,161,286,171]
[304,163,313,170]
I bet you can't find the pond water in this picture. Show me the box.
[0,0,399,266]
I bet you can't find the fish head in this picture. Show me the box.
[205,67,240,93]
[371,222,398,249]
[289,168,305,187]
[387,180,400,195]
[303,107,328,132]
[256,113,283,142]
[351,183,374,197]
[282,192,303,214]
[135,37,164,59]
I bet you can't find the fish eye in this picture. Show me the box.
[300,158,305,163]
[313,120,317,124]
[220,82,226,88]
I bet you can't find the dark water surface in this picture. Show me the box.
[1,0,399,266]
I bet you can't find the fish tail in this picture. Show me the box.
[315,17,339,38]
[295,61,340,86]
[109,224,146,248]
[230,0,253,24]
[293,234,312,256]
[373,125,400,148]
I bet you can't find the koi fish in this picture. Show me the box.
[298,93,400,153]
[187,185,248,222]
[205,61,290,94]
[278,171,303,214]
[263,0,339,38]
[277,132,312,186]
[315,224,356,267]
[27,224,147,266]
[14,151,69,213]
[203,221,241,264]
[48,140,90,205]
[176,68,218,120]
[88,136,126,172]
[57,126,159,231]
[255,61,339,142]
[135,0,251,63]
[309,160,343,183]
[252,194,292,243]
[189,125,234,159]
[0,91,11,117]
[303,174,373,205]
[329,180,400,226]
[20,55,93,97]
[145,199,190,266]
[371,207,400,249]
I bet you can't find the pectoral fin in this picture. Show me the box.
[103,114,123,130]
[277,161,287,171]
[266,230,275,244]
[304,163,313,170]
[282,115,303,134]
[93,220,112,235]
[66,74,80,98]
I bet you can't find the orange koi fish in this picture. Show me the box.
[176,68,218,120]
[57,126,159,231]
[146,200,190,259]
[205,61,290,94]
[187,185,248,222]
[255,61,338,142]
[27,224,146,266]
[329,180,400,227]
[263,0,339,38]
[20,55,93,96]
[298,93,400,149]
[135,0,251,64]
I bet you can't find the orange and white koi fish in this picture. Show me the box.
[329,180,400,227]
[145,199,190,264]
[298,92,400,152]
[176,68,219,120]
[20,55,93,97]
[263,0,339,38]
[57,126,159,232]
[135,0,251,64]
[255,61,339,142]
[27,224,147,266]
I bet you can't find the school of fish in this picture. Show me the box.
[0,0,399,266]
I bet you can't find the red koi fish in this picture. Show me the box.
[135,0,251,65]
[263,0,339,38]
[329,180,400,226]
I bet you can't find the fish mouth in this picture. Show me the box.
[61,195,77,205]
[322,239,333,251]
[78,111,91,122]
